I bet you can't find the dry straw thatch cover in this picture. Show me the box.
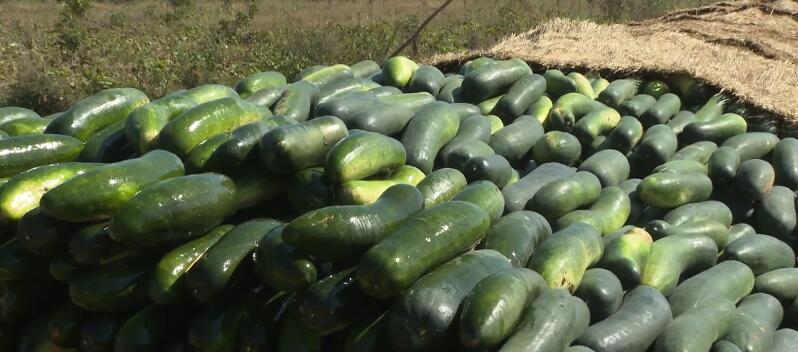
[429,0,798,124]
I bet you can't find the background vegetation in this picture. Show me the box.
[0,0,715,113]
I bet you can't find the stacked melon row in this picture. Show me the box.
[0,55,796,351]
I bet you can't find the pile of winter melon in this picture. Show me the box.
[0,55,796,351]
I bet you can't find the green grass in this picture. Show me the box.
[0,0,715,114]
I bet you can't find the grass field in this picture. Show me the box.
[0,0,716,113]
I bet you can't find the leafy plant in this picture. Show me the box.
[59,0,91,19]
